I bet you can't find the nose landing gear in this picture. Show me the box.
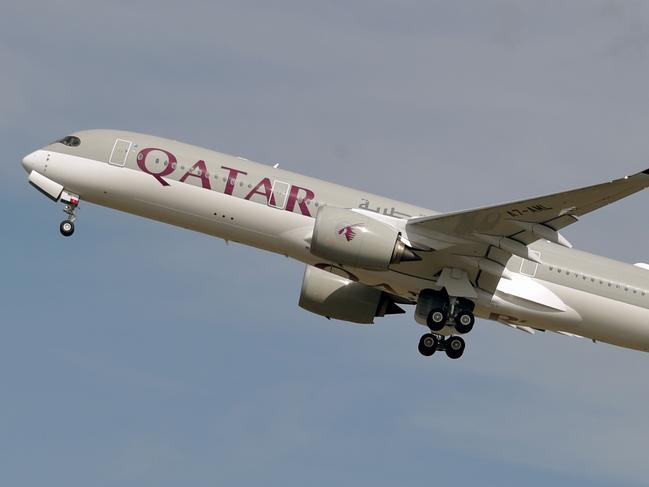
[59,191,79,237]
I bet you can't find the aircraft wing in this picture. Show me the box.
[402,167,649,301]
[407,167,649,248]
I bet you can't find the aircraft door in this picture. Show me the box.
[269,180,290,209]
[109,138,132,166]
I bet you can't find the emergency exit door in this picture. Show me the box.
[269,180,290,209]
[109,138,132,166]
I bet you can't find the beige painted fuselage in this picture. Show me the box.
[21,129,649,352]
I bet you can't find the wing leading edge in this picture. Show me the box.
[407,167,649,248]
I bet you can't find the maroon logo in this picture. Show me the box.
[134,147,316,216]
[337,224,363,242]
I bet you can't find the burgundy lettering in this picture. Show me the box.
[244,177,276,206]
[180,160,212,190]
[221,166,247,195]
[136,148,176,186]
[286,185,315,216]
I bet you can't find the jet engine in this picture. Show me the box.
[299,265,405,324]
[309,207,420,271]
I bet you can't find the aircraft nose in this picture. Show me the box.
[21,151,39,173]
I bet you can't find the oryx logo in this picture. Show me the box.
[337,223,363,242]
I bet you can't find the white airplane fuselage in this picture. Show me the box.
[21,130,649,354]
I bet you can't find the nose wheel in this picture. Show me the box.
[60,220,75,237]
[417,334,466,359]
[59,192,79,237]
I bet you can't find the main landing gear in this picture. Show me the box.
[425,296,475,334]
[416,290,476,359]
[418,334,466,359]
[59,192,79,237]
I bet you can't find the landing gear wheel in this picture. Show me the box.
[426,308,448,331]
[60,220,74,237]
[445,336,465,359]
[418,333,439,357]
[454,311,475,334]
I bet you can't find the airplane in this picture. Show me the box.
[21,129,649,359]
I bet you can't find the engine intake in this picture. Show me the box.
[299,265,404,324]
[310,206,420,270]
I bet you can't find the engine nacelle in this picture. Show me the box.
[299,265,404,324]
[310,206,419,271]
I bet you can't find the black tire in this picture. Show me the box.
[60,220,74,237]
[454,311,475,334]
[426,308,447,331]
[418,334,438,357]
[445,336,465,359]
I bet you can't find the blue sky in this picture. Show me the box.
[3,1,649,486]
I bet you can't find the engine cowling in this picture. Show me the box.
[310,206,419,271]
[299,265,404,324]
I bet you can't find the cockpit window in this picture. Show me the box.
[55,136,81,147]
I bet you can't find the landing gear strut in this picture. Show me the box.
[59,192,79,237]
[417,333,465,359]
